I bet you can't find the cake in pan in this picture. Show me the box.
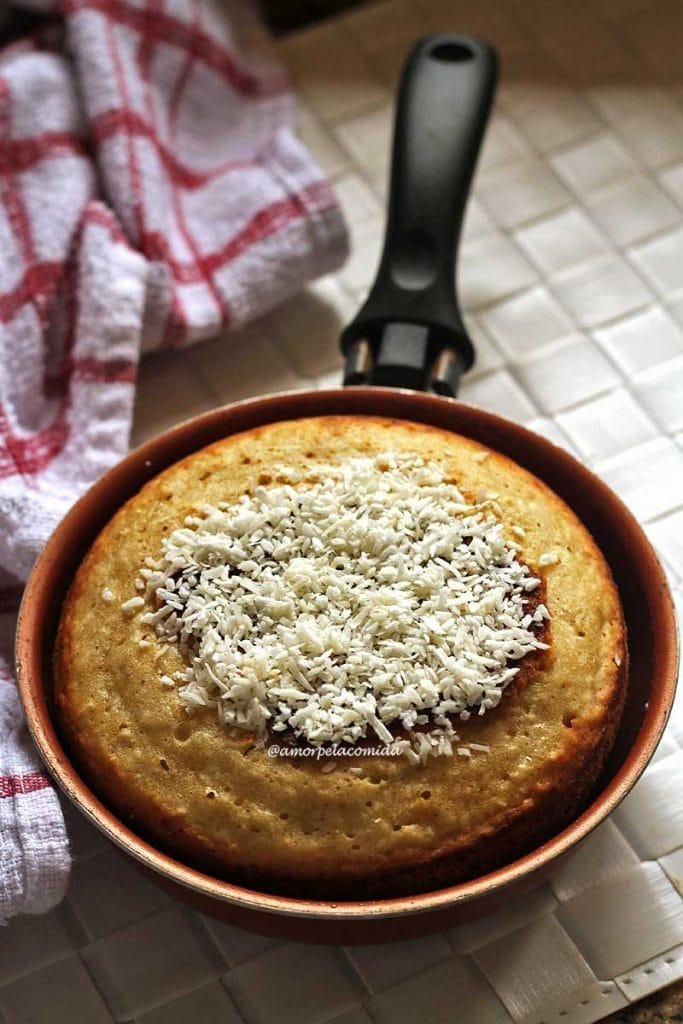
[54,416,627,898]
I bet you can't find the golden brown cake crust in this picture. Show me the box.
[54,416,627,899]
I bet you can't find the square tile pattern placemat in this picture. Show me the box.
[2,1,683,1022]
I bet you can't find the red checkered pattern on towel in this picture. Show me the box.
[0,0,347,923]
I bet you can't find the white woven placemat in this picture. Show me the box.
[2,1,683,1022]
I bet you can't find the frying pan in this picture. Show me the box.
[16,35,678,944]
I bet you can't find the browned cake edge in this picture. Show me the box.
[54,649,627,900]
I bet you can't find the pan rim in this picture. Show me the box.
[16,386,679,922]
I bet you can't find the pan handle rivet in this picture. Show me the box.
[430,346,464,397]
[344,338,374,386]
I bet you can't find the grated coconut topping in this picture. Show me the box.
[131,453,550,764]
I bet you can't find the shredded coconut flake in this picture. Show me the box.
[101,587,114,604]
[132,453,549,762]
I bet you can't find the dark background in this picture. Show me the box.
[261,0,360,34]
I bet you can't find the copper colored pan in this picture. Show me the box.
[16,37,678,944]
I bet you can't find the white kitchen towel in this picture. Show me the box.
[0,0,347,924]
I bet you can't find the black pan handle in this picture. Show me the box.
[340,35,498,396]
